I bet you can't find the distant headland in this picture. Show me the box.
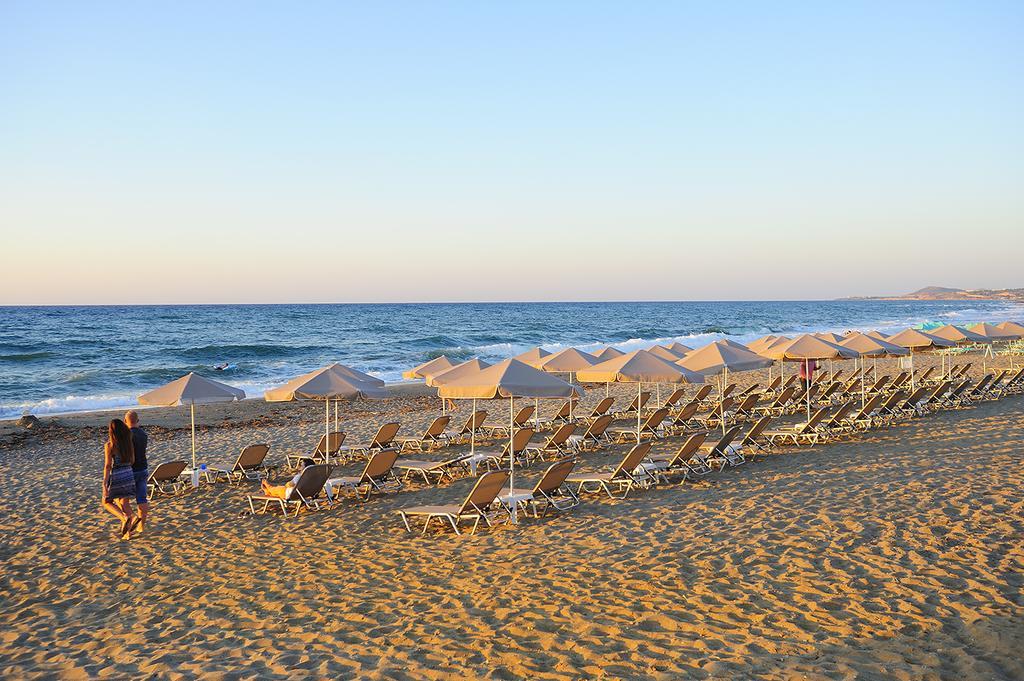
[842,286,1024,301]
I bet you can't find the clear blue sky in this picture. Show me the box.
[2,1,1022,303]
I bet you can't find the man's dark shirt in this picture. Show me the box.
[131,426,148,471]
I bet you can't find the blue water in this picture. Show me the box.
[2,300,1021,419]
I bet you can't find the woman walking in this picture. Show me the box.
[101,418,139,539]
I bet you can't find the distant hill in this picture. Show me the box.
[843,286,1024,301]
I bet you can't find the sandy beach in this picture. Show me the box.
[0,352,1022,679]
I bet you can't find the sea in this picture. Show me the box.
[2,300,1022,420]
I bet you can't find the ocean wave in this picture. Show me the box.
[175,343,334,360]
[0,351,55,362]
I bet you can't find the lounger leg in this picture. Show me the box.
[400,512,412,533]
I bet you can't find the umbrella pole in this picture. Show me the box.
[910,353,915,392]
[535,397,540,430]
[470,398,476,455]
[721,367,728,435]
[325,399,330,462]
[860,357,866,407]
[190,402,197,470]
[806,361,812,422]
[510,396,517,524]
[333,398,338,435]
[637,382,642,444]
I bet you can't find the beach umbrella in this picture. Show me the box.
[591,346,625,363]
[885,329,955,391]
[427,358,491,387]
[537,348,595,420]
[753,335,793,383]
[645,346,688,399]
[968,322,1018,340]
[747,335,779,353]
[578,349,703,444]
[402,355,454,381]
[967,323,1019,371]
[717,338,752,351]
[761,335,859,419]
[647,345,686,362]
[265,364,388,460]
[513,347,551,368]
[865,330,888,340]
[426,358,492,414]
[929,325,991,377]
[403,355,457,413]
[677,341,772,433]
[839,333,909,404]
[664,342,694,355]
[139,372,245,470]
[437,358,581,523]
[814,333,848,378]
[996,321,1024,336]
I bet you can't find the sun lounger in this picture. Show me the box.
[864,375,891,395]
[696,397,735,428]
[872,390,908,425]
[246,464,333,517]
[754,386,797,416]
[610,391,651,418]
[565,443,654,499]
[340,422,401,460]
[395,415,451,452]
[584,397,615,421]
[397,470,510,535]
[608,408,670,442]
[734,416,774,459]
[395,453,474,484]
[818,402,856,438]
[534,399,577,428]
[657,388,689,411]
[209,443,274,483]
[328,449,402,501]
[642,432,710,481]
[691,384,715,408]
[442,410,488,444]
[567,414,613,451]
[662,401,701,435]
[841,394,885,431]
[147,460,189,496]
[525,423,578,460]
[479,406,535,437]
[764,407,830,446]
[497,459,580,518]
[468,427,535,471]
[732,393,760,419]
[699,424,745,468]
[286,431,345,470]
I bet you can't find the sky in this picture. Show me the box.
[1,1,1022,304]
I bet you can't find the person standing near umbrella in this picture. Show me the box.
[101,418,139,539]
[799,359,817,392]
[124,410,149,534]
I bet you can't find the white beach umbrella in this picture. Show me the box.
[577,349,703,444]
[437,359,581,523]
[761,335,859,419]
[139,372,245,469]
[676,341,773,433]
[885,329,955,391]
[838,333,910,405]
[265,364,388,460]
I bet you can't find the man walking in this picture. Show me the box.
[124,410,149,533]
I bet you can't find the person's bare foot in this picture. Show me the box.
[135,520,145,535]
[119,515,132,538]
